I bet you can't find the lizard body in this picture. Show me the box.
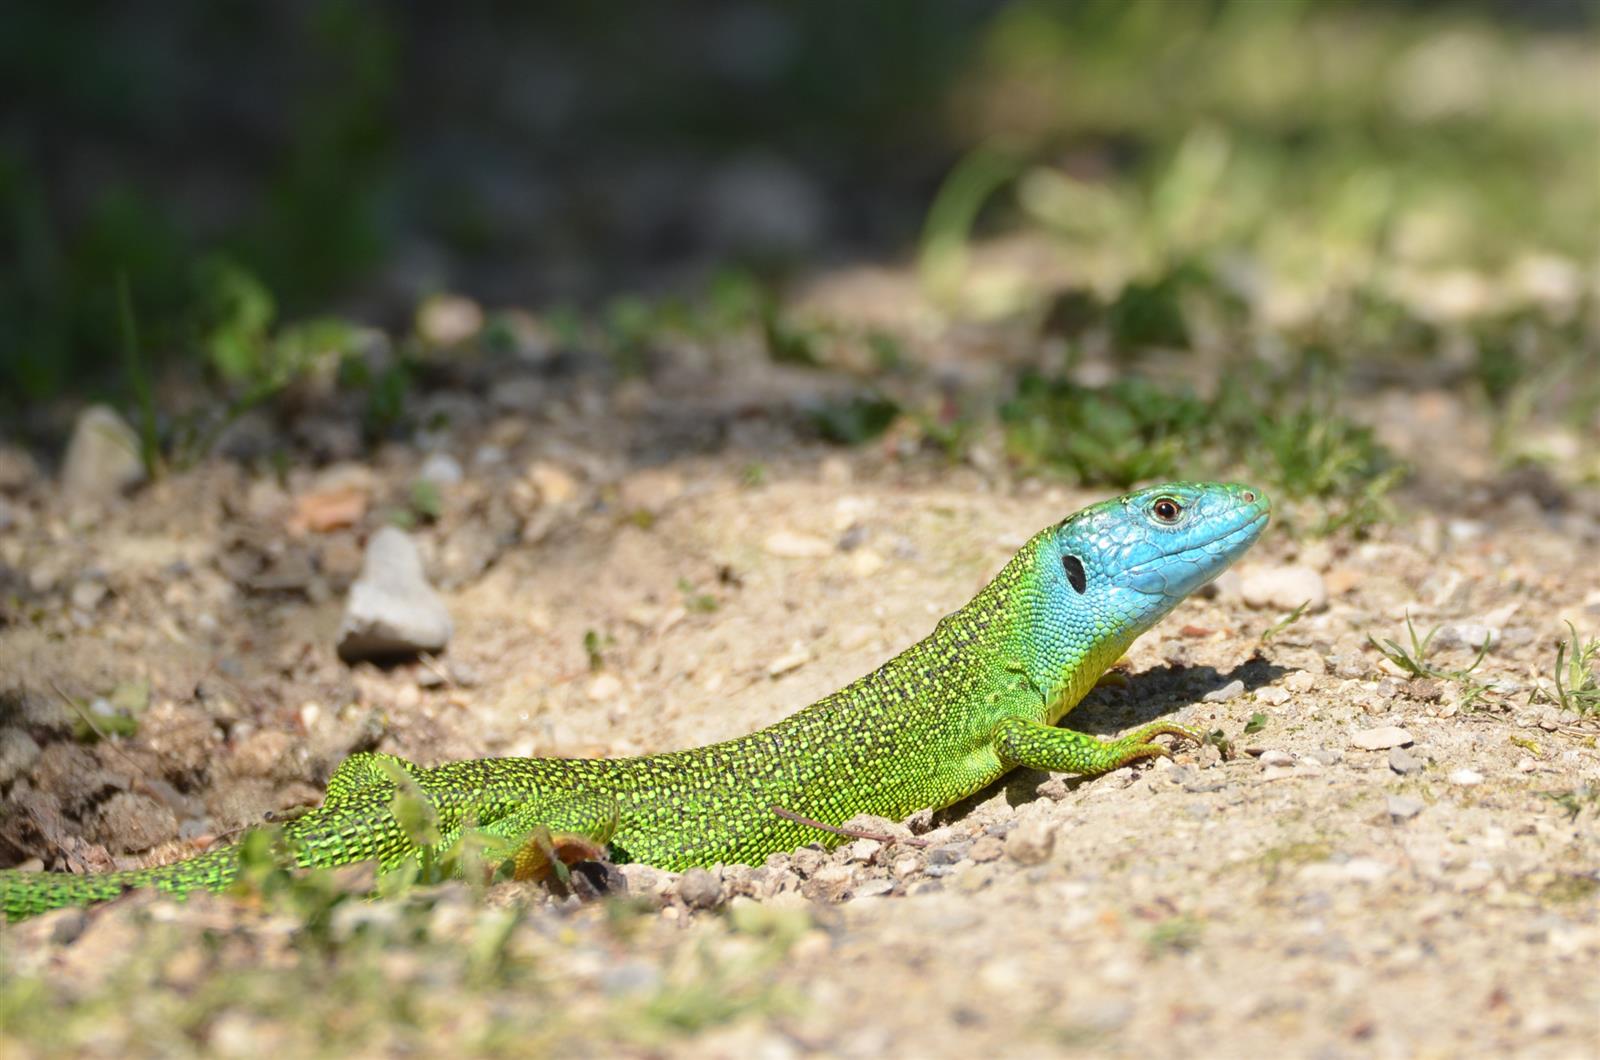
[0,481,1268,919]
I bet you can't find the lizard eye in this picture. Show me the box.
[1151,497,1183,524]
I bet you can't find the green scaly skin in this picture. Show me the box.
[1,482,1269,920]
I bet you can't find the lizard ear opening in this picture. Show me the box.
[1062,554,1086,594]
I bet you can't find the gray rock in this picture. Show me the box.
[790,846,826,877]
[677,867,723,909]
[926,841,972,866]
[336,528,453,661]
[1386,795,1425,822]
[1350,726,1414,751]
[1203,679,1246,704]
[1240,565,1328,613]
[70,579,108,613]
[969,836,1004,863]
[844,838,882,864]
[61,405,146,503]
[853,878,896,899]
[805,863,854,901]
[1258,749,1296,768]
[1388,746,1424,775]
[617,863,670,899]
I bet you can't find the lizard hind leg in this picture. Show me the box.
[324,751,422,804]
[479,792,622,886]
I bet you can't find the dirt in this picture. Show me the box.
[1,312,1597,1058]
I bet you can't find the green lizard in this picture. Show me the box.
[0,481,1269,920]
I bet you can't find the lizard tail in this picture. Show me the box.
[0,846,241,921]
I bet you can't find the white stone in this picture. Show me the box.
[1240,565,1328,613]
[336,528,453,661]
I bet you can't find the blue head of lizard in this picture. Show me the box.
[1017,481,1270,713]
[1056,483,1267,630]
[1055,481,1270,630]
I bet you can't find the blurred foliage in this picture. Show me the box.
[0,1,989,406]
[2,0,1595,502]
[1000,369,1403,533]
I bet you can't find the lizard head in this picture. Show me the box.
[1050,480,1271,642]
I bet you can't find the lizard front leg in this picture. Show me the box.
[990,715,1201,775]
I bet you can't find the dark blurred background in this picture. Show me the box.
[2,0,1596,413]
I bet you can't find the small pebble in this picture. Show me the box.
[926,842,972,867]
[1284,671,1317,693]
[1434,623,1498,651]
[968,836,1004,863]
[618,864,667,900]
[1004,819,1056,866]
[1408,678,1444,702]
[1387,795,1425,822]
[1203,679,1246,704]
[845,838,881,864]
[767,650,810,678]
[418,452,464,487]
[1351,726,1414,751]
[853,878,896,899]
[806,864,854,901]
[1258,749,1296,768]
[791,847,826,877]
[677,867,723,909]
[61,405,146,503]
[1256,686,1291,706]
[1240,565,1329,612]
[1388,746,1424,775]
[1449,768,1484,787]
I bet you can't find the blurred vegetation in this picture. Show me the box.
[2,0,1596,513]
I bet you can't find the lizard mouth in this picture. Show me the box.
[1118,504,1271,598]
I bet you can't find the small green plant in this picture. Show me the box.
[1001,375,1207,487]
[1539,786,1598,823]
[677,578,719,614]
[1259,601,1310,645]
[1250,404,1402,532]
[583,629,613,671]
[811,393,901,445]
[1146,915,1204,956]
[1243,712,1268,735]
[1204,728,1235,760]
[1368,613,1491,682]
[1534,623,1600,716]
[409,479,443,522]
